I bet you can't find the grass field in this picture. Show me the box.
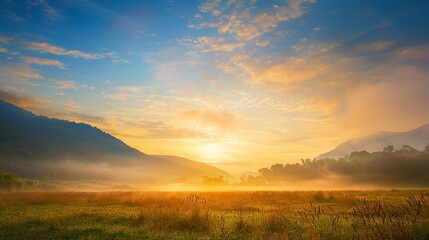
[1,190,429,240]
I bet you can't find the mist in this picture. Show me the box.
[240,146,429,189]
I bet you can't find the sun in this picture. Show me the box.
[200,143,225,162]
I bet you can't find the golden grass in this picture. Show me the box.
[0,190,428,239]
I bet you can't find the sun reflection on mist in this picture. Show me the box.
[200,143,225,163]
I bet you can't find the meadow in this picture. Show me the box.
[0,190,429,240]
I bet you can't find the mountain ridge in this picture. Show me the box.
[317,124,429,159]
[0,99,229,181]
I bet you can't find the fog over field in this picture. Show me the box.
[1,0,429,238]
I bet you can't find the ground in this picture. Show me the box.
[0,190,429,239]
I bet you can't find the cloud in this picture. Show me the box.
[104,92,129,101]
[335,66,429,133]
[229,44,351,87]
[116,120,208,139]
[67,0,144,36]
[250,0,315,38]
[0,89,108,126]
[54,80,77,89]
[155,61,201,82]
[0,48,8,53]
[196,36,244,52]
[0,89,51,111]
[116,86,145,93]
[253,57,331,84]
[357,41,395,52]
[0,35,13,44]
[393,42,429,61]
[181,109,238,130]
[43,5,61,21]
[103,51,131,64]
[3,10,25,22]
[194,0,316,41]
[0,61,42,85]
[216,62,238,73]
[255,40,270,47]
[60,99,80,111]
[21,56,65,68]
[29,0,61,21]
[199,0,221,13]
[64,111,107,124]
[111,58,130,64]
[23,41,104,59]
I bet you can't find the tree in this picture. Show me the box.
[424,144,429,153]
[383,145,394,153]
[401,145,417,152]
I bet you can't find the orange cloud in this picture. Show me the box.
[181,109,238,130]
[254,57,330,84]
[23,41,104,59]
[21,56,65,68]
[104,92,129,101]
[0,89,51,110]
[60,99,81,111]
[0,61,42,85]
[114,120,208,139]
[0,35,13,44]
[393,42,429,61]
[54,80,77,89]
[195,0,316,41]
[0,90,107,125]
[196,36,244,52]
[335,66,429,133]
[357,41,395,52]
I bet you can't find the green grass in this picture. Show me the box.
[0,191,429,239]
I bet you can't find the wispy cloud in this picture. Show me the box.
[23,41,105,59]
[0,61,42,85]
[0,35,13,44]
[29,0,62,21]
[196,36,244,52]
[334,65,429,133]
[199,0,221,13]
[54,80,77,89]
[393,42,429,61]
[0,89,50,110]
[357,41,395,52]
[103,92,129,101]
[21,56,65,68]
[181,109,238,131]
[116,85,145,93]
[67,0,145,36]
[192,0,316,42]
[60,99,80,110]
[115,120,208,139]
[0,89,107,125]
[3,10,25,22]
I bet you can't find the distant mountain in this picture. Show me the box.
[0,99,229,182]
[250,150,429,188]
[317,124,429,159]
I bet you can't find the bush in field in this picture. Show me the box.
[0,170,39,190]
[202,175,228,185]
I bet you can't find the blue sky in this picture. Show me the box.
[1,0,429,172]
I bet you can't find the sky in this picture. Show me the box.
[1,0,429,173]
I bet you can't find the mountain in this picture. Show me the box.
[317,124,429,159]
[0,99,229,182]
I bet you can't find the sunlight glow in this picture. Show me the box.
[200,143,225,162]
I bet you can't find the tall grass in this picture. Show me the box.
[0,191,429,239]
